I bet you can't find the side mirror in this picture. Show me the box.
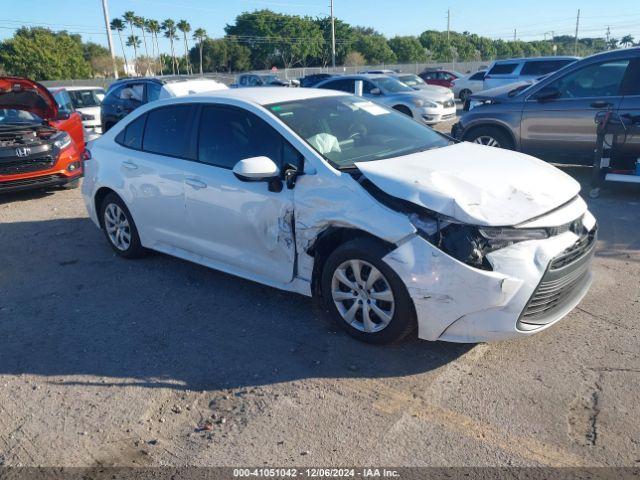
[370,87,382,96]
[534,86,560,102]
[232,156,280,181]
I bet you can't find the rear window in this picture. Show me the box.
[520,59,574,76]
[469,71,486,80]
[488,63,518,75]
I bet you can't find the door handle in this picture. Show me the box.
[122,160,138,170]
[590,101,613,109]
[185,178,207,190]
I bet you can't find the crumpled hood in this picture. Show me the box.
[0,76,58,120]
[468,81,533,102]
[355,142,581,226]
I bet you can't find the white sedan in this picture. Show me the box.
[82,88,596,344]
[451,70,487,100]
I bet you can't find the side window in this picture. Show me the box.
[488,63,518,75]
[105,85,125,104]
[521,60,574,76]
[620,58,640,95]
[119,83,144,103]
[319,79,354,93]
[469,71,486,81]
[53,91,74,113]
[362,80,377,94]
[115,114,146,149]
[548,59,630,99]
[198,106,293,170]
[142,105,195,158]
[422,72,435,80]
[147,82,162,102]
[439,72,453,81]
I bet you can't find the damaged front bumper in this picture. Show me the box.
[383,217,596,343]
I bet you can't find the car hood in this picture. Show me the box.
[468,81,533,102]
[354,142,581,226]
[0,76,58,120]
[414,85,453,101]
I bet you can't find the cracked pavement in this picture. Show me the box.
[0,154,639,466]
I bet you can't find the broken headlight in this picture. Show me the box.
[410,214,550,271]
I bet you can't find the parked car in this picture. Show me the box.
[234,73,290,88]
[451,71,486,100]
[392,73,454,96]
[101,77,227,132]
[452,48,640,165]
[60,86,106,135]
[418,69,464,88]
[483,56,578,90]
[359,69,399,74]
[299,73,334,88]
[47,87,87,152]
[0,76,85,193]
[315,74,456,124]
[82,88,596,344]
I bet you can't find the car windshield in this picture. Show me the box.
[398,74,425,87]
[0,108,41,125]
[67,89,105,108]
[267,95,450,169]
[373,77,414,93]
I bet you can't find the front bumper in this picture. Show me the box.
[417,105,457,125]
[383,211,597,343]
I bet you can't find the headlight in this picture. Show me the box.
[410,213,550,270]
[411,98,424,107]
[52,131,72,150]
[414,98,438,108]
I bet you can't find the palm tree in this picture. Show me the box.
[123,10,138,70]
[177,20,192,74]
[193,28,207,75]
[110,18,128,74]
[620,35,634,48]
[162,19,179,75]
[146,19,163,75]
[134,16,150,74]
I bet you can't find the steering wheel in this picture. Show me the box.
[348,123,367,141]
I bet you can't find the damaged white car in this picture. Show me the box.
[82,88,597,344]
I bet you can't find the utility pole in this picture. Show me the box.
[101,0,118,78]
[606,25,611,49]
[446,9,450,43]
[514,29,517,42]
[574,9,580,55]
[330,0,336,69]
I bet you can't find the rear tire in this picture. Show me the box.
[99,192,146,259]
[463,126,514,150]
[320,238,417,344]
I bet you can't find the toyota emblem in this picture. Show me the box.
[15,147,31,157]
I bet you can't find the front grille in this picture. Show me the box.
[518,228,597,328]
[442,113,456,120]
[0,174,63,191]
[0,155,55,175]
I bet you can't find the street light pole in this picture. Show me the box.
[330,0,336,69]
[101,0,118,78]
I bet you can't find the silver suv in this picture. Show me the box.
[483,56,578,90]
[452,48,640,165]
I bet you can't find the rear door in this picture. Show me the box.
[483,62,520,90]
[182,104,300,284]
[521,58,630,163]
[115,105,196,249]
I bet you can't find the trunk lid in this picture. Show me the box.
[355,142,581,226]
[0,77,59,120]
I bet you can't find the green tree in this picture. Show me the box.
[123,11,138,64]
[145,19,162,75]
[162,19,179,74]
[134,16,150,72]
[177,20,192,74]
[620,35,634,47]
[0,27,91,80]
[313,17,355,66]
[388,36,425,63]
[192,28,207,74]
[110,18,128,70]
[353,31,396,64]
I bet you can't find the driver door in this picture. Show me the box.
[182,104,302,285]
[521,59,629,163]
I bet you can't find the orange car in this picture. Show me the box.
[0,76,85,193]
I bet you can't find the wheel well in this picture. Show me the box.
[462,123,516,148]
[94,187,117,228]
[308,226,395,296]
[392,104,413,117]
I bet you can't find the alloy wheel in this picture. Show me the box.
[104,203,132,251]
[331,259,395,333]
[473,135,501,147]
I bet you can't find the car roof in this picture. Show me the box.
[189,87,346,105]
[57,86,105,91]
[323,74,388,81]
[492,56,579,63]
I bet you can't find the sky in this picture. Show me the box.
[1,0,639,57]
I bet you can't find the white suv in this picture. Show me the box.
[82,88,596,344]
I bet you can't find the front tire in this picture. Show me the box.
[321,238,417,344]
[463,126,514,150]
[99,193,146,259]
